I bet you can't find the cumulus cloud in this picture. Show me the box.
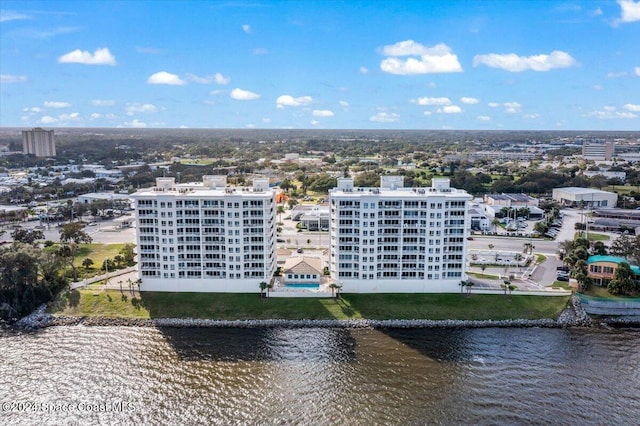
[379,41,463,75]
[370,112,399,123]
[477,115,491,121]
[413,97,451,106]
[230,88,261,100]
[147,71,185,85]
[125,103,157,116]
[44,101,71,108]
[0,11,31,22]
[460,97,479,104]
[242,24,251,33]
[488,102,500,108]
[586,107,637,119]
[58,48,116,65]
[123,119,147,128]
[504,102,522,113]
[310,120,320,126]
[1,74,28,83]
[91,99,115,107]
[58,112,81,121]
[90,113,101,120]
[635,67,640,76]
[473,50,576,72]
[360,66,369,74]
[39,116,58,124]
[313,110,334,117]
[186,72,230,84]
[624,103,640,112]
[339,100,350,108]
[276,95,312,107]
[437,105,463,114]
[23,107,42,113]
[614,0,640,25]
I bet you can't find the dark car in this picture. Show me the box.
[556,275,570,282]
[276,238,285,243]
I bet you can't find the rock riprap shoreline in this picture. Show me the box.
[11,296,638,331]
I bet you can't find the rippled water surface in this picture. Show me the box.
[1,326,639,425]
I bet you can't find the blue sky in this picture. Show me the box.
[1,0,639,130]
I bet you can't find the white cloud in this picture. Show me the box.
[125,103,157,116]
[460,97,479,104]
[473,50,576,72]
[623,103,640,112]
[437,105,463,114]
[339,100,350,108]
[262,118,271,124]
[607,71,627,78]
[587,108,637,119]
[186,72,230,84]
[1,74,28,83]
[242,24,251,33]
[230,88,261,100]
[413,97,451,106]
[276,95,312,107]
[39,116,58,124]
[488,102,500,108]
[313,110,334,117]
[44,101,71,108]
[370,112,399,123]
[147,71,185,85]
[0,11,31,22]
[23,107,42,113]
[477,115,491,121]
[615,0,640,24]
[58,48,116,65]
[310,120,320,126]
[635,67,640,76]
[58,112,81,121]
[90,113,101,120]
[91,99,115,107]
[504,102,522,113]
[523,113,540,119]
[379,41,463,75]
[423,111,432,116]
[123,119,147,128]
[360,66,369,74]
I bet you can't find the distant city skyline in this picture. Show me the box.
[1,0,639,131]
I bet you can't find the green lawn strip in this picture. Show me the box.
[574,232,609,241]
[582,286,640,300]
[49,291,569,321]
[551,281,573,290]
[467,272,500,280]
[67,243,125,279]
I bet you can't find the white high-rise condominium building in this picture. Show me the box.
[132,176,276,292]
[22,127,56,157]
[329,177,472,293]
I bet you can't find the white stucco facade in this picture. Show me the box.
[132,176,276,292]
[329,177,472,293]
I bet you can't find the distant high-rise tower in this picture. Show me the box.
[22,128,56,157]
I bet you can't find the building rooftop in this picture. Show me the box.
[588,255,640,275]
[554,187,615,196]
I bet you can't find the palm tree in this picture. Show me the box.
[259,281,268,298]
[329,283,340,299]
[277,205,285,223]
[514,253,523,271]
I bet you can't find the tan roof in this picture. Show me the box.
[283,256,323,275]
[277,248,292,256]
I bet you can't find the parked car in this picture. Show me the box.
[556,275,570,282]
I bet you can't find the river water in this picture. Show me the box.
[1,326,639,425]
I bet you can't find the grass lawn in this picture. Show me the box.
[49,291,570,321]
[582,286,640,300]
[574,232,609,241]
[72,243,126,279]
[551,281,573,290]
[467,272,500,280]
[536,254,547,263]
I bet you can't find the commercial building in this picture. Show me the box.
[22,128,56,157]
[552,187,618,208]
[132,176,276,292]
[582,140,615,161]
[329,177,472,293]
[587,255,640,287]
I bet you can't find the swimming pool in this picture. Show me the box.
[284,283,320,289]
